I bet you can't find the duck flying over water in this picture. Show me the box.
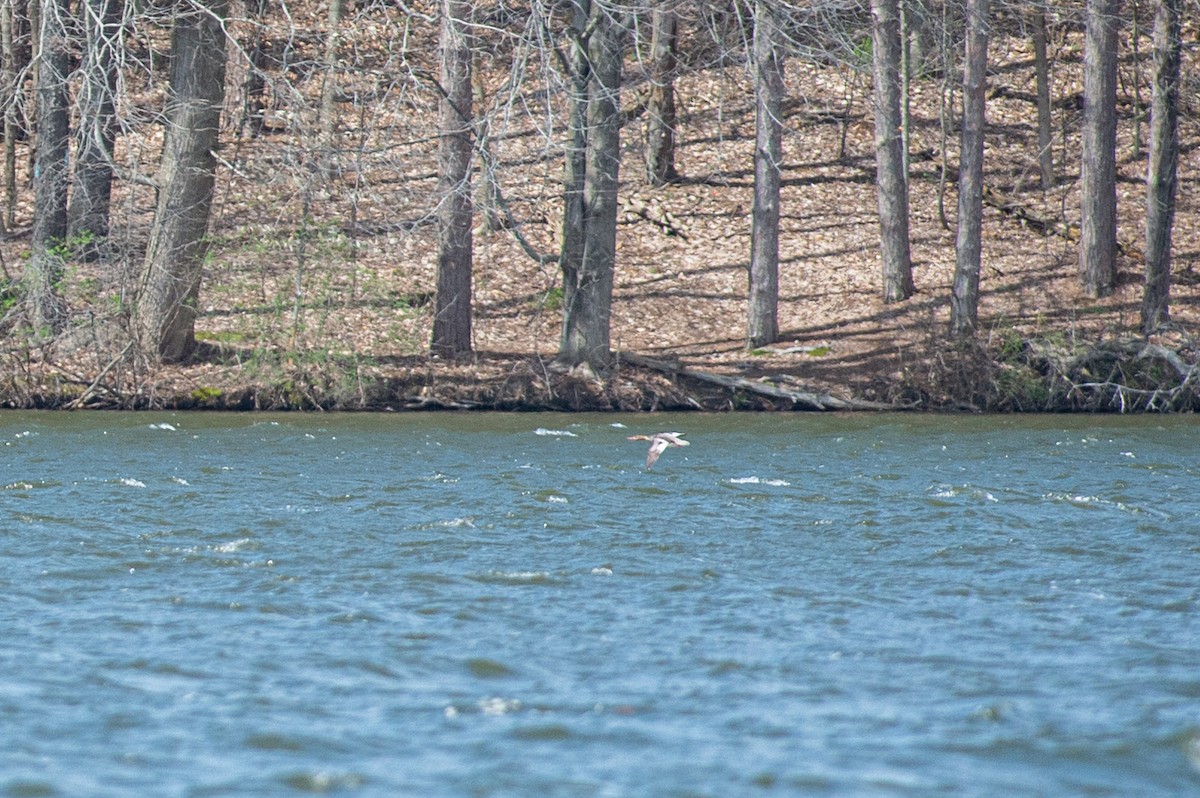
[627,432,690,468]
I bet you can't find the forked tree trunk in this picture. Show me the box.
[25,0,69,334]
[558,0,625,371]
[747,0,783,348]
[1032,5,1054,189]
[431,0,474,355]
[1141,0,1179,333]
[68,0,122,261]
[1079,0,1120,298]
[871,0,914,303]
[644,0,678,185]
[949,0,990,338]
[136,0,229,363]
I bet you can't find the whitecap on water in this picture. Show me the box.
[282,772,364,792]
[1186,733,1200,774]
[479,697,522,715]
[149,422,177,431]
[471,570,561,586]
[534,428,577,437]
[444,696,524,718]
[414,517,476,529]
[1043,491,1133,513]
[927,483,999,503]
[119,478,147,488]
[212,538,254,554]
[728,476,791,487]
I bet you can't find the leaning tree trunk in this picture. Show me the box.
[431,0,474,355]
[1141,0,1179,333]
[644,0,678,186]
[557,1,625,372]
[24,0,69,334]
[949,0,990,338]
[136,0,229,363]
[747,0,783,348]
[68,0,122,261]
[870,0,914,303]
[1079,0,1120,298]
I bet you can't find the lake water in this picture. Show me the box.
[2,411,1199,797]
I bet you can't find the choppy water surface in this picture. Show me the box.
[2,411,1199,796]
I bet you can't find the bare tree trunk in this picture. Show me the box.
[136,0,229,363]
[935,0,955,230]
[472,53,503,232]
[25,0,37,179]
[558,0,589,347]
[68,0,121,261]
[898,0,910,180]
[747,0,782,348]
[1,0,16,232]
[1129,2,1143,160]
[24,0,68,333]
[1141,0,1179,333]
[1079,0,1120,298]
[431,0,474,355]
[644,0,678,185]
[317,0,343,179]
[871,0,914,302]
[558,0,625,371]
[1032,5,1054,189]
[949,0,989,338]
[238,0,269,139]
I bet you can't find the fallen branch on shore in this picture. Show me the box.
[620,352,898,411]
[1055,339,1199,412]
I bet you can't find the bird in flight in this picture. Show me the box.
[627,432,690,468]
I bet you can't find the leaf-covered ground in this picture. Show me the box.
[2,10,1198,411]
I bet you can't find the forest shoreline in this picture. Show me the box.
[3,332,1196,413]
[1,7,1197,415]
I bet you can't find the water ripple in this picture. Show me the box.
[2,412,1199,796]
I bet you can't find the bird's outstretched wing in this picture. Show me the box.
[646,436,671,467]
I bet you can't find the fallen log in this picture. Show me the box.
[620,352,898,411]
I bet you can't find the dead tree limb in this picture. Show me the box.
[620,352,898,411]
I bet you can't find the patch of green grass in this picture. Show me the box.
[190,386,224,403]
[539,285,564,311]
[997,329,1024,363]
[995,364,1051,410]
[195,330,253,344]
